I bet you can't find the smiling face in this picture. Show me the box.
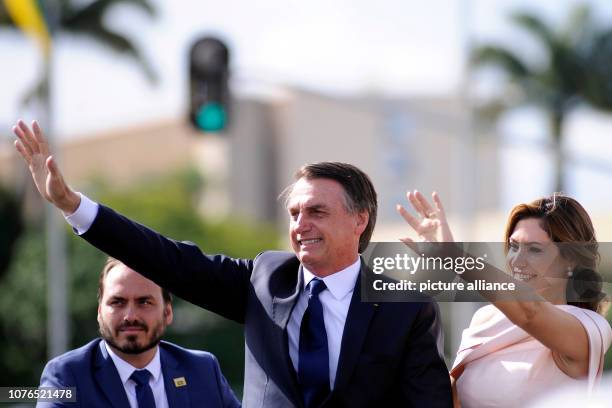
[97,264,172,359]
[287,177,367,277]
[507,217,571,302]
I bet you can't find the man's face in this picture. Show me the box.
[287,177,367,276]
[98,264,172,355]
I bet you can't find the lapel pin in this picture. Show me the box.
[173,377,187,387]
[373,303,379,307]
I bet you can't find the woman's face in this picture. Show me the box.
[507,217,571,301]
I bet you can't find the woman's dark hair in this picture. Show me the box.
[504,193,605,313]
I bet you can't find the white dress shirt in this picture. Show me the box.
[102,341,169,408]
[287,258,360,390]
[64,192,98,235]
[67,194,360,390]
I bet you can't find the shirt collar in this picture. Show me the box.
[102,340,162,385]
[302,257,361,301]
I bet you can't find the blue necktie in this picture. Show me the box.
[130,369,156,408]
[298,278,330,408]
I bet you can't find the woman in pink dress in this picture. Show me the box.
[397,192,612,407]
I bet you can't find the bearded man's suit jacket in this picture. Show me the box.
[37,339,239,407]
[80,204,452,407]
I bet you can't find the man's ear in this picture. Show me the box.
[356,211,369,235]
[164,303,173,326]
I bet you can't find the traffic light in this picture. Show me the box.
[189,37,230,132]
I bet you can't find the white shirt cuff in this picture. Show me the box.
[64,192,99,235]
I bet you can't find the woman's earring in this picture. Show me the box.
[567,267,573,278]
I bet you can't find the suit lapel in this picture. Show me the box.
[333,265,377,392]
[94,341,131,408]
[270,264,304,408]
[271,264,303,327]
[160,345,190,408]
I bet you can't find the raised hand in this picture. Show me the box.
[13,120,80,214]
[396,190,454,243]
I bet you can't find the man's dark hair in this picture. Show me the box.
[285,162,378,253]
[97,257,172,304]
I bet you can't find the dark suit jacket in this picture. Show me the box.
[81,205,452,407]
[37,338,240,408]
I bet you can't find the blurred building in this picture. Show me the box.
[0,87,501,234]
[226,88,501,237]
[4,87,612,241]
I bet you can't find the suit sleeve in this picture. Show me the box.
[36,359,79,408]
[210,355,242,408]
[82,204,253,323]
[402,301,453,407]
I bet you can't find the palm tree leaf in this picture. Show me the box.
[511,12,557,49]
[61,0,156,28]
[64,23,157,83]
[561,4,593,48]
[471,46,530,79]
[548,45,585,95]
[582,29,612,109]
[59,1,157,83]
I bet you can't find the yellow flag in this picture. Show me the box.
[3,0,51,56]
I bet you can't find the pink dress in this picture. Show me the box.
[450,305,612,408]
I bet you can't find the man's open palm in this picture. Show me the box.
[13,120,79,213]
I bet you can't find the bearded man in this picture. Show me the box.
[37,258,240,408]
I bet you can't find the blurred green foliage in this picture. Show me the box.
[0,168,281,395]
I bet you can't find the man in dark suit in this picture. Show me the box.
[15,120,452,407]
[37,258,239,408]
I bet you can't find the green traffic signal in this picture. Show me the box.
[189,37,230,132]
[196,102,227,132]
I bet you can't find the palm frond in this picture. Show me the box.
[471,46,530,79]
[582,29,612,109]
[62,0,156,28]
[64,23,157,83]
[561,4,593,48]
[57,0,158,83]
[549,45,586,94]
[121,0,156,16]
[511,11,557,50]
